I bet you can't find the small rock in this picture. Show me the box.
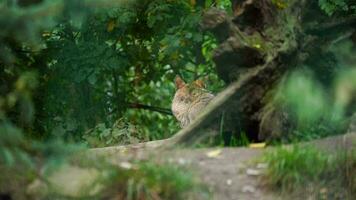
[178,158,187,165]
[226,179,232,186]
[319,188,328,194]
[242,185,256,193]
[28,165,102,198]
[119,161,132,169]
[206,149,222,158]
[236,164,246,169]
[256,163,268,169]
[246,168,261,176]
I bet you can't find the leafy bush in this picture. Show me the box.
[272,63,356,141]
[83,118,144,147]
[1,0,224,146]
[34,0,224,143]
[319,0,356,16]
[0,0,217,198]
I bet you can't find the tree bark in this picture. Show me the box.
[168,0,356,144]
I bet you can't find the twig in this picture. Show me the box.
[128,103,172,115]
[305,16,356,34]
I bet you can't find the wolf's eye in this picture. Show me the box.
[179,97,185,102]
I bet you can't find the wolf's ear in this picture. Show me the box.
[194,79,205,88]
[175,75,185,89]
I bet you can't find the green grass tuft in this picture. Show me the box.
[262,144,356,199]
[263,145,329,190]
[98,161,210,200]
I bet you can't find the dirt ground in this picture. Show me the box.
[159,148,278,200]
[91,132,355,200]
[94,147,277,200]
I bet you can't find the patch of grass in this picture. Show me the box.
[99,161,210,200]
[194,131,251,148]
[263,145,329,189]
[340,148,356,196]
[228,132,250,146]
[262,145,355,199]
[2,150,209,200]
[0,166,37,200]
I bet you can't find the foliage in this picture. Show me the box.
[36,0,224,143]
[0,0,218,198]
[0,0,355,199]
[0,165,36,200]
[319,0,356,16]
[193,130,252,147]
[0,0,98,174]
[262,145,355,198]
[1,157,208,200]
[263,145,329,189]
[45,158,208,199]
[273,40,356,140]
[0,0,225,146]
[276,70,328,125]
[83,118,143,147]
[272,70,335,141]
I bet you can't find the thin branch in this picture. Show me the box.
[109,102,173,116]
[330,30,354,45]
[305,16,356,34]
[128,103,173,115]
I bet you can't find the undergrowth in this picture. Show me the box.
[1,157,209,200]
[262,144,355,199]
[98,162,209,200]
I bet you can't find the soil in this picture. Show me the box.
[159,148,277,200]
[91,132,355,200]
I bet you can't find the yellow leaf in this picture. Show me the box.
[272,0,287,9]
[7,93,17,108]
[15,78,25,91]
[253,44,261,49]
[190,0,196,6]
[249,143,266,148]
[277,2,287,9]
[206,149,222,158]
[107,20,116,32]
[42,32,51,37]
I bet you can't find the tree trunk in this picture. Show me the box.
[167,0,356,145]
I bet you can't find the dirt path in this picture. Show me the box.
[159,148,277,200]
[94,147,276,200]
[91,132,355,200]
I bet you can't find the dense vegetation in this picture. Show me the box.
[0,0,355,199]
[0,0,225,198]
[0,0,229,170]
[1,0,226,146]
